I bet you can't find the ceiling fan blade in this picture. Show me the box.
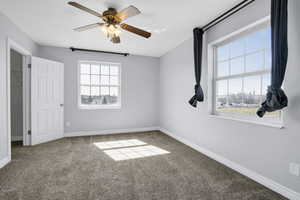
[74,23,105,32]
[116,6,141,22]
[111,36,121,44]
[68,2,103,18]
[120,24,151,38]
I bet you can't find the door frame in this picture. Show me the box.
[6,38,32,160]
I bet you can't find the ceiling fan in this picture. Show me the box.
[68,2,151,44]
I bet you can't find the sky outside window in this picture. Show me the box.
[216,27,271,98]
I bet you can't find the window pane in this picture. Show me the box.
[216,80,227,96]
[216,80,227,110]
[80,86,90,96]
[100,86,109,95]
[80,75,90,85]
[262,73,271,95]
[101,75,109,85]
[100,96,110,105]
[81,96,91,105]
[110,87,119,97]
[246,52,264,72]
[110,66,119,75]
[244,76,261,95]
[108,87,118,104]
[91,64,100,74]
[243,76,261,105]
[109,87,119,104]
[265,49,272,69]
[91,86,100,96]
[229,78,242,95]
[217,45,229,61]
[228,78,243,105]
[80,64,90,74]
[266,27,271,49]
[230,57,244,75]
[216,96,227,110]
[101,65,109,75]
[110,76,119,85]
[91,96,102,105]
[91,75,100,85]
[230,38,245,58]
[217,61,229,77]
[246,29,266,53]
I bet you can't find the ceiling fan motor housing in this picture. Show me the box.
[103,8,120,24]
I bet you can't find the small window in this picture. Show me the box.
[78,61,121,109]
[212,25,282,126]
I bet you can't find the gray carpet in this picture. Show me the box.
[0,131,287,200]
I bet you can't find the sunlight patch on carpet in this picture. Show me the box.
[103,145,170,161]
[94,139,147,150]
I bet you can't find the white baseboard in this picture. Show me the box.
[11,135,23,142]
[64,126,160,137]
[0,157,10,169]
[159,127,300,200]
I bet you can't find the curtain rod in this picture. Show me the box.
[202,0,255,32]
[70,47,130,57]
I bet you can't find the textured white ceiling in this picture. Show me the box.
[0,0,240,57]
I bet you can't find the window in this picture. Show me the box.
[212,23,282,126]
[78,61,121,109]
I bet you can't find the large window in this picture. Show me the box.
[212,24,281,125]
[78,61,121,109]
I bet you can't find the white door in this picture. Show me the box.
[31,57,64,145]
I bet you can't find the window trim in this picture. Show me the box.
[77,60,122,110]
[207,16,284,128]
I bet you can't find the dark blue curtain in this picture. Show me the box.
[189,28,204,107]
[257,0,288,117]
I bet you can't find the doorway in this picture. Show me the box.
[7,38,32,162]
[10,49,25,146]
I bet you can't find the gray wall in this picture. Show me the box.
[0,12,38,162]
[10,49,23,141]
[38,46,160,133]
[159,0,300,194]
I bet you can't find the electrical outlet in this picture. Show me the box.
[289,163,300,176]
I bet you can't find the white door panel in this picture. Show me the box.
[31,57,64,145]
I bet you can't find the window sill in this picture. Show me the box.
[209,114,284,129]
[79,104,121,110]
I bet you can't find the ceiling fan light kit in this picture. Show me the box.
[68,2,151,44]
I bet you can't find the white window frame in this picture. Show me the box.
[77,60,121,110]
[207,16,284,128]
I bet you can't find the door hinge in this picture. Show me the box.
[28,64,31,69]
[28,130,31,135]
